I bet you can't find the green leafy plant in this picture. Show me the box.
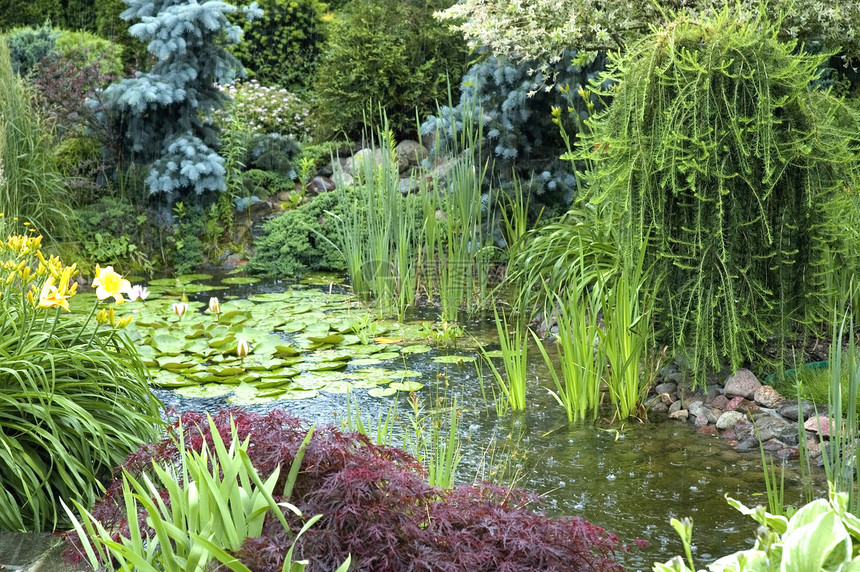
[0,36,72,242]
[313,0,468,140]
[479,306,529,412]
[0,234,162,532]
[575,6,860,383]
[653,491,860,572]
[533,288,605,422]
[230,0,328,92]
[65,415,351,572]
[214,80,313,140]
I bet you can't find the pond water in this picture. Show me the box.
[59,273,828,570]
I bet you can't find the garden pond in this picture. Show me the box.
[4,272,827,570]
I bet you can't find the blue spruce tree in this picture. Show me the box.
[102,0,261,201]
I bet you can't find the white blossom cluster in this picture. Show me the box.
[213,79,313,142]
[437,0,860,66]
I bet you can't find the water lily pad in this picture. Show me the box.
[175,384,233,399]
[226,382,283,405]
[152,334,185,354]
[275,344,300,357]
[481,350,506,359]
[176,273,213,282]
[432,355,477,364]
[307,333,345,344]
[374,337,404,345]
[368,387,398,398]
[221,276,260,285]
[281,389,319,400]
[400,344,432,355]
[373,352,402,361]
[390,381,425,392]
[349,358,383,367]
[306,361,348,372]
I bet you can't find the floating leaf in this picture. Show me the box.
[368,387,398,398]
[374,337,404,345]
[400,344,432,355]
[307,333,345,344]
[432,355,477,364]
[174,384,233,399]
[390,381,424,392]
[221,276,260,285]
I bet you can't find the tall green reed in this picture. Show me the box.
[533,288,605,422]
[478,306,529,411]
[0,37,71,240]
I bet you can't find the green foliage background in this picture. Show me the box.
[576,8,860,380]
[313,0,469,140]
[230,0,328,92]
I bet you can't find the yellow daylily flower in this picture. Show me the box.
[37,276,71,312]
[92,264,131,304]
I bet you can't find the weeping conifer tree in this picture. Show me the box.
[576,6,860,382]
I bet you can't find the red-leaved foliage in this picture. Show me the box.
[66,409,628,572]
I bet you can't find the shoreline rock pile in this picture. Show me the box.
[648,368,831,463]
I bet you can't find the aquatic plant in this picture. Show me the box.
[479,306,529,412]
[71,409,628,572]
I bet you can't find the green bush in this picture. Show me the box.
[55,30,123,75]
[95,0,146,70]
[5,23,57,75]
[230,0,328,92]
[313,0,468,140]
[248,189,348,277]
[242,168,295,198]
[0,236,163,531]
[74,196,153,274]
[575,7,860,382]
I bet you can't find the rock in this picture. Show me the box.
[778,400,815,421]
[725,397,758,414]
[806,438,822,458]
[762,439,784,453]
[669,409,689,421]
[668,400,683,413]
[776,447,799,460]
[655,382,677,396]
[332,170,354,189]
[344,148,384,175]
[694,414,709,427]
[777,427,800,446]
[667,372,685,384]
[724,369,762,399]
[650,401,669,415]
[735,438,759,452]
[394,140,429,173]
[722,429,737,441]
[716,411,745,430]
[706,386,722,403]
[703,405,723,424]
[398,177,422,195]
[307,176,335,194]
[221,252,245,270]
[698,425,718,436]
[711,394,729,410]
[804,415,835,438]
[661,393,674,404]
[733,419,754,441]
[754,385,785,408]
[688,401,705,418]
[751,415,792,441]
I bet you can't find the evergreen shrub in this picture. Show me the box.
[230,0,328,92]
[576,8,860,381]
[422,49,606,212]
[313,0,468,140]
[54,30,123,75]
[248,189,348,277]
[5,23,57,75]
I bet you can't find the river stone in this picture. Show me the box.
[688,401,705,418]
[716,410,745,430]
[777,426,800,446]
[725,397,758,414]
[703,405,723,424]
[724,369,762,399]
[733,419,754,440]
[711,394,729,410]
[752,415,792,441]
[706,386,722,403]
[806,438,822,458]
[344,148,384,175]
[762,439,784,453]
[694,414,709,427]
[668,400,683,413]
[779,400,815,421]
[698,425,718,436]
[650,401,669,414]
[307,176,335,194]
[754,385,785,408]
[776,447,799,460]
[332,170,354,189]
[804,415,835,437]
[667,372,685,384]
[395,140,429,172]
[655,382,677,396]
[669,409,689,421]
[735,438,759,452]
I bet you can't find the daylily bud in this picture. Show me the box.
[173,302,188,318]
[117,315,133,328]
[208,297,221,314]
[96,309,108,325]
[236,338,250,358]
[108,307,116,327]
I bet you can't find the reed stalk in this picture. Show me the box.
[479,306,529,411]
